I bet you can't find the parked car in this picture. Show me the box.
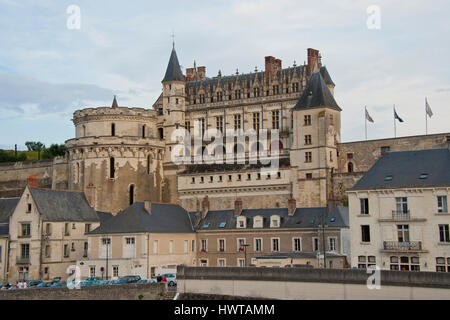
[137,279,156,284]
[51,281,67,287]
[113,275,141,284]
[36,282,53,288]
[163,273,177,286]
[26,280,43,287]
[51,277,62,284]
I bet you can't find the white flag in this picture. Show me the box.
[426,99,433,118]
[365,108,374,123]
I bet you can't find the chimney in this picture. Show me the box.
[27,175,38,188]
[265,56,282,84]
[307,48,320,76]
[85,184,96,209]
[201,195,210,219]
[288,195,296,216]
[144,201,152,215]
[234,198,243,216]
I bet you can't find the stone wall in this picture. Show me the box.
[177,266,450,300]
[0,283,167,300]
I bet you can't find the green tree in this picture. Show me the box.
[25,141,45,160]
[42,144,66,159]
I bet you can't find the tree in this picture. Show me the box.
[42,144,66,159]
[25,141,45,160]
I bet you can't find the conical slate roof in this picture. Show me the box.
[111,95,118,108]
[293,71,341,111]
[162,48,185,82]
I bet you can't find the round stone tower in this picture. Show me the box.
[65,96,165,214]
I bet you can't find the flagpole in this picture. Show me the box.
[425,97,428,135]
[394,105,396,138]
[365,106,368,141]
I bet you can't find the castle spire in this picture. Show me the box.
[162,47,184,82]
[111,95,118,108]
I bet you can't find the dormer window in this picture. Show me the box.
[270,215,280,228]
[237,216,246,229]
[253,216,263,228]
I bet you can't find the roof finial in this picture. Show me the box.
[171,31,175,49]
[293,60,297,67]
[112,95,118,108]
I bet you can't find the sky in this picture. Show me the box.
[0,0,449,150]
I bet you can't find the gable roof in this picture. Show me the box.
[0,198,19,223]
[293,71,341,111]
[29,188,99,222]
[351,148,450,190]
[89,202,194,235]
[193,206,348,231]
[162,48,185,82]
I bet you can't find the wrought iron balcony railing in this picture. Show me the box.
[383,241,422,251]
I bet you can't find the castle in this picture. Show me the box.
[0,47,449,215]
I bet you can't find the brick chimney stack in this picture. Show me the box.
[27,175,38,188]
[234,198,243,216]
[288,195,297,216]
[265,56,282,84]
[186,63,207,82]
[201,195,210,219]
[307,48,320,76]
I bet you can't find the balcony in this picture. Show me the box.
[382,241,426,252]
[378,211,426,223]
[16,257,30,264]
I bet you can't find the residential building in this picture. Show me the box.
[348,148,450,272]
[0,197,19,283]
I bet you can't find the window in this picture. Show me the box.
[237,238,246,251]
[72,223,76,230]
[347,162,354,173]
[313,238,319,252]
[358,256,376,269]
[113,266,119,278]
[147,155,151,175]
[142,125,146,138]
[361,225,371,242]
[21,244,30,259]
[304,135,312,145]
[71,242,75,252]
[129,184,135,205]
[200,259,208,267]
[439,225,450,243]
[397,225,410,242]
[26,203,32,213]
[158,128,164,140]
[201,239,207,252]
[270,216,280,228]
[347,153,353,159]
[218,259,226,267]
[185,121,191,134]
[360,198,369,215]
[292,82,299,92]
[85,224,91,234]
[218,239,225,252]
[253,112,260,131]
[305,152,312,163]
[293,238,301,252]
[110,157,115,179]
[273,85,279,95]
[234,114,241,130]
[381,146,390,156]
[45,245,51,258]
[390,256,420,271]
[396,197,408,214]
[238,259,245,267]
[436,257,450,272]
[237,216,246,228]
[272,238,280,252]
[304,115,311,126]
[111,123,116,136]
[272,111,280,129]
[216,116,223,134]
[200,118,206,136]
[64,244,69,257]
[90,266,96,278]
[438,196,448,213]
[254,238,262,252]
[191,240,195,252]
[306,173,313,180]
[21,224,31,237]
[328,238,337,251]
[83,242,88,257]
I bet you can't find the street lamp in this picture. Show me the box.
[317,214,328,269]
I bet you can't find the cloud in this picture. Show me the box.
[0,71,115,120]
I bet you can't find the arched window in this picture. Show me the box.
[234,143,245,156]
[348,162,354,173]
[111,123,116,136]
[142,125,146,138]
[129,184,135,206]
[110,157,115,178]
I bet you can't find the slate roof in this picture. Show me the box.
[29,188,100,222]
[0,198,19,223]
[351,148,450,190]
[0,223,9,237]
[193,206,349,231]
[320,66,335,86]
[96,211,114,224]
[162,48,185,82]
[293,71,341,111]
[89,202,195,235]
